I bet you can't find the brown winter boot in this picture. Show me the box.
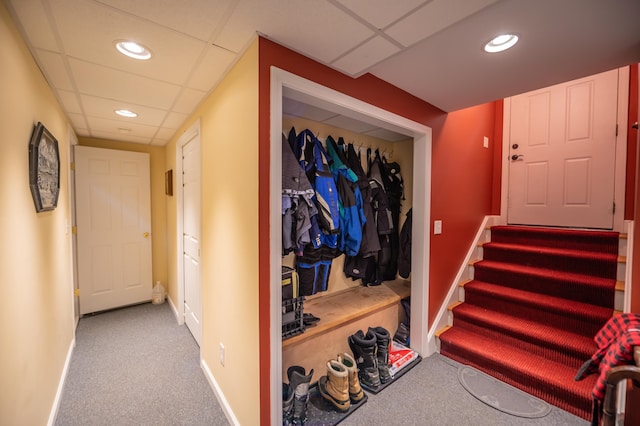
[318,359,350,411]
[338,352,364,403]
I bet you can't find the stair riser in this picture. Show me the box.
[473,265,615,308]
[490,227,619,254]
[483,245,617,279]
[452,317,592,366]
[464,289,608,337]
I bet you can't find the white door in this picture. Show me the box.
[507,69,619,229]
[182,136,202,345]
[75,146,152,315]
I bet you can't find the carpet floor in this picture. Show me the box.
[55,302,589,425]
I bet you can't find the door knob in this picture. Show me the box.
[511,154,524,161]
[143,232,149,238]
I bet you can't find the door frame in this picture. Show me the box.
[269,67,432,425]
[175,119,202,328]
[500,66,630,232]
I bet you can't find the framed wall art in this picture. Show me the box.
[28,122,60,212]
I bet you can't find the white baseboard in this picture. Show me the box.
[167,295,180,324]
[201,358,240,426]
[47,336,75,426]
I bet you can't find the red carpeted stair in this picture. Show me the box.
[439,225,619,420]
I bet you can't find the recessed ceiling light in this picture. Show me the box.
[115,109,138,118]
[484,34,519,53]
[115,40,152,60]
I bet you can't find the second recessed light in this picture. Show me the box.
[115,109,138,118]
[484,34,519,53]
[115,40,152,60]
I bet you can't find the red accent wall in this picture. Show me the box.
[625,64,639,220]
[257,36,499,423]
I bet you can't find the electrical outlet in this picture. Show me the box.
[219,342,225,366]
[483,136,489,148]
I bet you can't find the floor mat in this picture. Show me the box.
[457,365,551,418]
[305,384,368,425]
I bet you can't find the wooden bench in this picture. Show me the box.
[282,279,410,383]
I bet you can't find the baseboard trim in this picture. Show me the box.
[201,358,240,426]
[47,336,75,426]
[167,295,181,324]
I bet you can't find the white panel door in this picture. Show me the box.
[75,146,152,315]
[182,136,202,345]
[507,69,619,229]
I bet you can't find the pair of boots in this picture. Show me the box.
[348,326,392,389]
[282,366,313,425]
[318,352,364,412]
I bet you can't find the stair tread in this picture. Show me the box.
[451,303,595,357]
[475,259,616,286]
[483,241,617,260]
[465,280,613,320]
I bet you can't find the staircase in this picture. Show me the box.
[437,225,623,420]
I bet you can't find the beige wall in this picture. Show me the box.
[0,3,74,424]
[78,138,169,288]
[165,40,260,425]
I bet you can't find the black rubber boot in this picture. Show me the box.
[287,366,313,425]
[348,329,381,389]
[282,382,294,425]
[369,326,392,384]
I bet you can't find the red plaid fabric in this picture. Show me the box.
[590,313,640,400]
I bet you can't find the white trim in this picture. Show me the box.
[47,337,75,426]
[200,358,240,426]
[624,220,633,313]
[270,67,432,426]
[167,294,180,322]
[175,119,201,326]
[67,126,79,329]
[501,66,630,232]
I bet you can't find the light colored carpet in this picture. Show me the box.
[55,302,229,426]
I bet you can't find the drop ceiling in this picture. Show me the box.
[5,0,640,145]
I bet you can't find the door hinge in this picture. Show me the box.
[612,202,616,214]
[70,162,75,171]
[615,124,618,137]
[74,288,80,297]
[72,226,77,235]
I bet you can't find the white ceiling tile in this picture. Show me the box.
[68,59,181,110]
[331,36,401,76]
[187,46,237,91]
[333,0,427,29]
[162,112,189,129]
[95,0,236,42]
[215,0,374,63]
[34,49,74,91]
[8,0,60,51]
[49,0,207,84]
[80,95,168,127]
[172,88,208,115]
[57,90,82,114]
[86,116,158,138]
[90,130,152,144]
[67,112,89,133]
[152,127,177,144]
[385,0,499,47]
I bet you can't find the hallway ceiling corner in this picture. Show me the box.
[6,0,640,146]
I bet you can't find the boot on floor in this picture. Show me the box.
[286,365,313,425]
[337,352,364,403]
[348,329,381,389]
[318,360,350,412]
[369,326,392,384]
[282,382,294,425]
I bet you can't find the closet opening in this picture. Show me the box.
[269,67,431,425]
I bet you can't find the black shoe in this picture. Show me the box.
[303,313,320,326]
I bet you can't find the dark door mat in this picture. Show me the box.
[360,355,422,394]
[457,365,551,418]
[304,383,368,425]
